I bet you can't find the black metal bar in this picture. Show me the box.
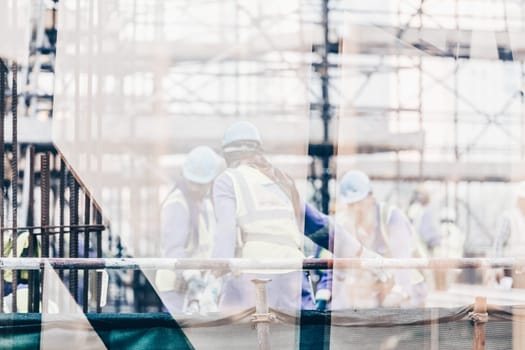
[0,59,6,313]
[11,62,18,313]
[0,223,104,233]
[0,257,518,271]
[27,146,36,312]
[39,152,51,313]
[96,209,102,313]
[83,193,90,313]
[58,159,66,280]
[68,173,79,303]
[40,153,50,258]
[303,4,333,348]
[320,0,333,215]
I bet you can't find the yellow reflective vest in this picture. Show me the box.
[3,230,40,284]
[226,165,304,269]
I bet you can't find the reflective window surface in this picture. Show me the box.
[2,0,525,349]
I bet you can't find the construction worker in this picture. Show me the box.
[407,186,441,254]
[155,146,222,314]
[492,182,525,289]
[333,170,426,308]
[212,121,381,313]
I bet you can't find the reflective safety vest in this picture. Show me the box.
[3,231,40,284]
[226,165,304,271]
[156,189,215,292]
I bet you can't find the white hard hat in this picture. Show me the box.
[222,121,261,150]
[339,170,372,204]
[182,146,220,184]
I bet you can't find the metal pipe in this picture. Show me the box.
[68,173,79,302]
[251,279,273,350]
[83,194,90,313]
[95,209,102,313]
[27,146,36,312]
[472,296,487,350]
[40,153,50,258]
[320,0,332,215]
[0,257,521,271]
[0,223,104,233]
[0,59,6,313]
[11,62,18,313]
[58,159,65,280]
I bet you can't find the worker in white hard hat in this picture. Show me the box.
[491,181,525,289]
[155,146,222,314]
[333,170,426,308]
[212,121,382,313]
[211,121,305,312]
[407,185,441,254]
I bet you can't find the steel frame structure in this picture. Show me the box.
[6,0,525,311]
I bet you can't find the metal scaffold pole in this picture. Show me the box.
[320,0,332,215]
[251,279,274,350]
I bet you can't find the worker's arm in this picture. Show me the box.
[303,202,362,257]
[211,173,237,258]
[419,208,441,249]
[161,202,190,258]
[156,201,192,293]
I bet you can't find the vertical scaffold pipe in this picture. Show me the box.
[95,208,102,313]
[251,279,274,350]
[40,153,50,258]
[11,62,18,313]
[58,159,66,280]
[0,59,6,313]
[69,173,79,302]
[472,296,487,350]
[82,194,90,313]
[27,146,36,312]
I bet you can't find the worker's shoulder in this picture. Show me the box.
[163,189,187,208]
[381,203,409,225]
[215,165,259,185]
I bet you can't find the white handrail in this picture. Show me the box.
[0,257,522,270]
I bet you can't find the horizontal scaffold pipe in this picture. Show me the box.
[0,257,523,271]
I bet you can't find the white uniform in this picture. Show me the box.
[332,203,425,309]
[155,188,215,313]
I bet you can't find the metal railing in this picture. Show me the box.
[0,58,106,313]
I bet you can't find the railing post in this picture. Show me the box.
[471,296,487,350]
[251,278,274,350]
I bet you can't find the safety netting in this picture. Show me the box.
[0,305,519,349]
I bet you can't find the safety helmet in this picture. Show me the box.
[222,121,261,151]
[412,185,430,205]
[182,146,220,184]
[339,170,372,204]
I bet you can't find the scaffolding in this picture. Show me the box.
[3,2,525,348]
